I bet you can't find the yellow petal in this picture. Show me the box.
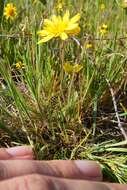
[73,64,83,73]
[51,15,57,22]
[63,62,74,73]
[63,62,83,74]
[37,35,54,44]
[44,19,54,27]
[63,10,70,22]
[66,23,79,31]
[60,32,68,40]
[51,15,61,24]
[37,30,49,36]
[70,13,80,24]
[67,26,81,35]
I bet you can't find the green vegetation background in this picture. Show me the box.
[0,0,127,183]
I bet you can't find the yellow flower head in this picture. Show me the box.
[32,0,37,4]
[38,10,81,43]
[100,3,105,11]
[55,0,64,11]
[4,3,17,20]
[122,0,127,8]
[99,24,108,35]
[15,62,25,70]
[85,43,93,49]
[63,62,83,74]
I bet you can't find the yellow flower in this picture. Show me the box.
[32,0,37,4]
[15,62,25,70]
[56,3,63,10]
[4,3,17,20]
[99,24,108,35]
[85,43,93,49]
[55,0,64,11]
[100,3,105,11]
[38,10,81,43]
[122,0,127,8]
[63,62,83,74]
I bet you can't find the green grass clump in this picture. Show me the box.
[0,0,127,183]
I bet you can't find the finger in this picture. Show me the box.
[0,174,126,190]
[0,160,102,181]
[0,146,34,160]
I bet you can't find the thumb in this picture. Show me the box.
[0,146,34,160]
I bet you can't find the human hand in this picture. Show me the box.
[0,146,126,190]
[0,146,34,160]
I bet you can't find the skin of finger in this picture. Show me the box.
[11,155,34,160]
[0,174,126,190]
[0,160,102,181]
[47,160,102,180]
[0,149,13,160]
[0,148,34,160]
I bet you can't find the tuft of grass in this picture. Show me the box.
[0,0,127,183]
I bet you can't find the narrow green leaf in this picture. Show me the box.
[0,0,5,25]
[106,148,127,153]
[105,140,127,148]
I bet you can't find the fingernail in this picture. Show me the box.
[75,160,102,180]
[6,146,33,157]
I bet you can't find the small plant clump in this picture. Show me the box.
[0,0,127,183]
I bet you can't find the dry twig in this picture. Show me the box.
[106,78,127,140]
